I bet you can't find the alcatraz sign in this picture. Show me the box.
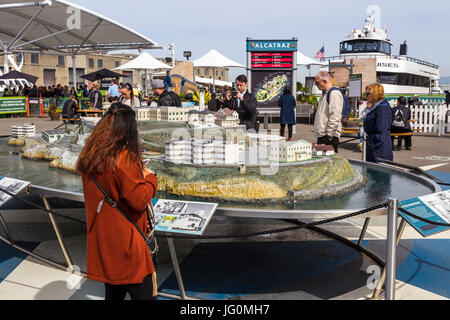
[247,40,297,52]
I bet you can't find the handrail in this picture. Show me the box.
[325,54,440,69]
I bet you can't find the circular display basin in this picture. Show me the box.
[1,138,439,212]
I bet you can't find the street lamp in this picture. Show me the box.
[168,43,175,68]
[183,51,192,61]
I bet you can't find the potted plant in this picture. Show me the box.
[47,104,61,121]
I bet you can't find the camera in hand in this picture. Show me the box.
[231,83,238,98]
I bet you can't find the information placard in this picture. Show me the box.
[349,74,362,98]
[0,176,31,207]
[0,98,27,114]
[151,199,218,236]
[399,190,450,237]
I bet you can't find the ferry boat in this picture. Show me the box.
[326,14,441,95]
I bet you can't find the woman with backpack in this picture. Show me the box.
[390,96,412,151]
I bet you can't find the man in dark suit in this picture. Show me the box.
[233,74,257,131]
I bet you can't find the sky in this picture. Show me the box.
[71,0,450,82]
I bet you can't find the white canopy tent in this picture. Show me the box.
[193,49,244,92]
[0,0,162,87]
[195,76,232,88]
[296,51,328,67]
[114,52,172,71]
[114,51,172,95]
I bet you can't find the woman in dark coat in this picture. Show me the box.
[363,83,393,163]
[278,86,296,140]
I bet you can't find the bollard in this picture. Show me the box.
[26,96,30,118]
[386,198,398,300]
[39,94,44,118]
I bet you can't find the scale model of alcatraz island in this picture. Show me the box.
[7,106,365,204]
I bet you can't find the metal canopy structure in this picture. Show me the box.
[0,0,162,87]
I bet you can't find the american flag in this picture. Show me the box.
[315,46,325,60]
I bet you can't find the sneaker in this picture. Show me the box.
[406,147,411,150]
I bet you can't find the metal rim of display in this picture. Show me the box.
[0,159,441,300]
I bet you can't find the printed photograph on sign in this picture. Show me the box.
[252,71,292,107]
[0,176,31,207]
[153,199,218,235]
[419,191,450,223]
[154,200,187,215]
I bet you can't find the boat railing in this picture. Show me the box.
[325,54,439,69]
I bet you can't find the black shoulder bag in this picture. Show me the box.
[90,174,159,261]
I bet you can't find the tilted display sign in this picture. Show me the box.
[0,98,27,114]
[151,199,218,236]
[399,190,450,237]
[247,39,298,108]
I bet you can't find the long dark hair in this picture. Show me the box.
[76,103,142,174]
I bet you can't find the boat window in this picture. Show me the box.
[378,72,431,88]
[340,40,391,54]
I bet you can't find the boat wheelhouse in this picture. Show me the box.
[328,15,441,95]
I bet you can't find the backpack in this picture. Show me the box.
[392,109,406,128]
[327,87,351,117]
[169,91,182,107]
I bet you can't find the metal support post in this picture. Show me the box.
[72,55,77,90]
[42,196,74,268]
[362,133,367,162]
[357,217,371,247]
[372,216,407,300]
[264,113,269,130]
[386,198,398,300]
[0,210,13,244]
[167,237,187,300]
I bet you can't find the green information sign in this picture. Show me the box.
[0,97,27,114]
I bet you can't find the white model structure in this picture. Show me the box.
[213,140,241,165]
[192,139,215,165]
[133,107,152,121]
[11,123,35,138]
[215,108,240,127]
[149,108,162,121]
[188,110,217,128]
[269,140,313,163]
[165,140,192,163]
[165,138,243,165]
[312,144,335,157]
[160,107,195,122]
[42,130,68,143]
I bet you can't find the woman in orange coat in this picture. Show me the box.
[76,103,158,300]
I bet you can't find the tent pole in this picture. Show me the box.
[213,67,216,93]
[72,55,77,90]
[3,48,9,74]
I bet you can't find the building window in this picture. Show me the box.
[115,60,120,68]
[16,54,23,64]
[98,59,103,68]
[88,58,94,68]
[58,56,65,66]
[30,53,39,64]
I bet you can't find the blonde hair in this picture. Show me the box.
[366,83,385,102]
[93,83,100,89]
